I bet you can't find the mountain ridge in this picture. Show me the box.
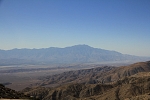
[0,45,149,65]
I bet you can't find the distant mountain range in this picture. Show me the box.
[0,45,149,65]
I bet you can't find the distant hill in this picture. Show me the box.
[0,45,149,65]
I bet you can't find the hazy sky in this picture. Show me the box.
[0,0,150,56]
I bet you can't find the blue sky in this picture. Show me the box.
[0,0,150,56]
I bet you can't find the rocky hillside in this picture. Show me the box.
[101,60,150,83]
[23,72,150,100]
[35,66,115,87]
[0,83,30,99]
[22,61,150,100]
[36,61,150,87]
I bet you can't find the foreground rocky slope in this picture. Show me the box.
[23,61,150,100]
[23,72,150,100]
[0,83,30,99]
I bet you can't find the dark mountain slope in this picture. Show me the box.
[22,87,52,100]
[0,45,148,65]
[0,83,30,99]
